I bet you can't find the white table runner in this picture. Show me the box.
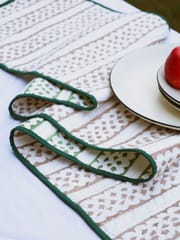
[0,1,180,239]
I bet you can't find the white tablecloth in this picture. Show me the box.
[0,1,179,239]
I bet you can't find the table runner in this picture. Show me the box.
[1,1,180,239]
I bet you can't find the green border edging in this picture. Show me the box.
[9,92,97,121]
[9,113,157,240]
[10,113,157,183]
[0,63,97,119]
[9,127,111,240]
[87,0,128,13]
[0,0,14,7]
[0,2,170,239]
[88,0,171,33]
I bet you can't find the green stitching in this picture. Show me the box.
[46,131,59,142]
[121,152,139,175]
[89,151,102,165]
[138,164,152,180]
[21,117,45,130]
[47,131,85,158]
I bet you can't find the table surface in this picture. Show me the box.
[0,1,179,240]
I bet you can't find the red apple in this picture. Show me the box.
[164,46,180,89]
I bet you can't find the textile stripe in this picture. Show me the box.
[101,185,180,238]
[10,13,143,67]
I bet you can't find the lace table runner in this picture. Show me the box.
[0,1,180,239]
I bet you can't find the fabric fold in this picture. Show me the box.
[10,113,157,183]
[1,0,179,239]
[8,71,97,120]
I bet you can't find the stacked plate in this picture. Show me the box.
[157,65,180,110]
[110,44,180,130]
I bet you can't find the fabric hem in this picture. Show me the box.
[0,63,97,119]
[0,0,15,7]
[10,126,111,240]
[10,113,157,183]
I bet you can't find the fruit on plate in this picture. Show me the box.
[164,46,180,89]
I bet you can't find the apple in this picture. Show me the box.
[164,46,180,89]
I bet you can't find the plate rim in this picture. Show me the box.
[110,82,180,130]
[157,66,180,104]
[110,43,180,131]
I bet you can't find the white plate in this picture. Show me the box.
[157,65,180,109]
[111,44,180,130]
